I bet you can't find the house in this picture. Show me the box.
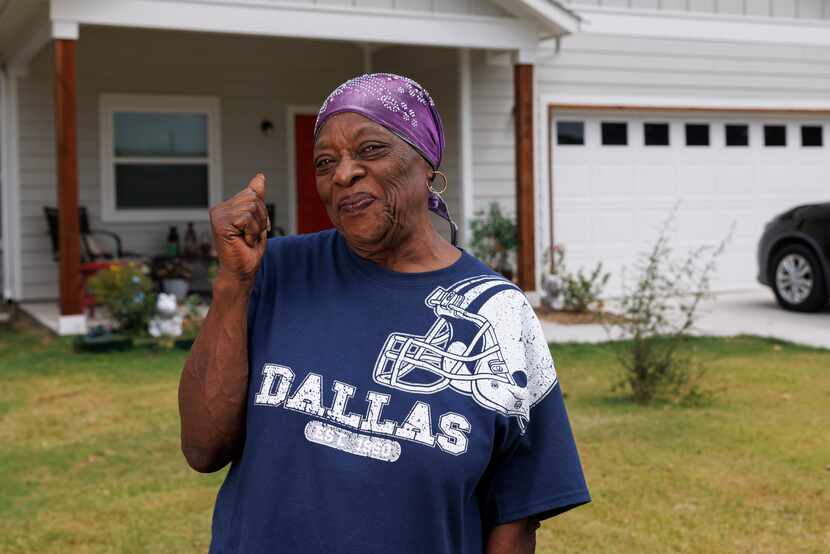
[1,0,828,334]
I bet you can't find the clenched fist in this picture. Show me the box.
[209,173,271,288]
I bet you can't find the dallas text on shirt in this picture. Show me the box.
[253,363,471,463]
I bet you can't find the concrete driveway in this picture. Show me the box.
[539,285,830,349]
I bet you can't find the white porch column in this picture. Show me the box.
[0,67,23,301]
[457,48,473,247]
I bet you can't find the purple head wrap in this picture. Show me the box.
[315,73,458,245]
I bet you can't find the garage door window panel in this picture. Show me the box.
[801,125,823,147]
[100,94,222,222]
[685,124,710,147]
[764,125,787,147]
[601,122,628,146]
[644,123,670,146]
[725,124,749,147]
[556,121,585,146]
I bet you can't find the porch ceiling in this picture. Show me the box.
[48,0,542,51]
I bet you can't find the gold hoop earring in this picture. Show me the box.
[428,171,448,195]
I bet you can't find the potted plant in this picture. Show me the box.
[154,257,194,301]
[469,203,518,280]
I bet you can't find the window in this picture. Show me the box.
[100,94,221,222]
[643,122,670,146]
[801,125,823,147]
[725,124,749,147]
[556,121,584,145]
[685,124,710,146]
[601,122,627,146]
[764,125,787,147]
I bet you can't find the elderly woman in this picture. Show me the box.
[179,73,590,554]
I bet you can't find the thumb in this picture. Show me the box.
[247,173,266,200]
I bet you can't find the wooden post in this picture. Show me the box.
[54,39,82,315]
[514,63,535,291]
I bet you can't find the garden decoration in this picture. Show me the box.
[148,293,184,349]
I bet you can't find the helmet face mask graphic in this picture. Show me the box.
[373,276,557,429]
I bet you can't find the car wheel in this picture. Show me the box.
[771,244,828,312]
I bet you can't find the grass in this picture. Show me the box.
[1,318,828,553]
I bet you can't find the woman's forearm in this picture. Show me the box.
[178,276,254,473]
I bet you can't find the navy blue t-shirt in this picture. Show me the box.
[209,229,590,554]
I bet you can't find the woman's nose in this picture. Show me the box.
[332,155,366,188]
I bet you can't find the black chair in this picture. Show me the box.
[43,206,140,262]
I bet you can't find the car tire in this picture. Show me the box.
[770,244,828,312]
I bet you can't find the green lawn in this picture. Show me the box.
[1,318,828,553]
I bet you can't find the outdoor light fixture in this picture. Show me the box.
[260,119,274,136]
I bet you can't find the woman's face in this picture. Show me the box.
[313,112,432,252]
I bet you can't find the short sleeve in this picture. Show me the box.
[478,305,591,527]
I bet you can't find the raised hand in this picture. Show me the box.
[209,173,270,287]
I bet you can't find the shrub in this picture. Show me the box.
[605,209,732,404]
[541,244,610,313]
[87,262,157,335]
[469,203,517,278]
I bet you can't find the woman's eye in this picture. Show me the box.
[315,158,333,169]
[361,144,384,156]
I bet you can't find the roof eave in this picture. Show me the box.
[491,0,581,37]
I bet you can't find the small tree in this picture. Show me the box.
[605,208,733,403]
[470,203,518,279]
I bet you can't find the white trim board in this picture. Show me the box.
[98,93,223,223]
[575,5,830,47]
[540,94,830,113]
[458,48,474,248]
[285,105,321,237]
[1,69,23,300]
[50,0,539,51]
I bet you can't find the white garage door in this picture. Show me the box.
[551,111,829,293]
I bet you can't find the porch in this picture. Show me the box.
[0,0,580,334]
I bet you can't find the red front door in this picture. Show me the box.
[295,114,334,234]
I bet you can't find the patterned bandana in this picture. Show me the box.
[315,73,457,245]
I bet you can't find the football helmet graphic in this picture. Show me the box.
[373,275,557,429]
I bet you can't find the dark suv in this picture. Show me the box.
[758,202,830,312]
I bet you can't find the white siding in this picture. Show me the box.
[564,0,830,19]
[468,32,830,229]
[17,27,461,300]
[373,46,461,242]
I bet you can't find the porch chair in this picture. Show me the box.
[43,206,141,316]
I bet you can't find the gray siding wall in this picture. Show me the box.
[468,33,830,214]
[565,0,830,19]
[17,27,462,300]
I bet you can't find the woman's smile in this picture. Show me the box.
[338,192,376,215]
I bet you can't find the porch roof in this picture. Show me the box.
[43,0,562,52]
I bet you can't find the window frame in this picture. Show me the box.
[800,124,823,148]
[763,124,787,147]
[643,122,670,147]
[684,123,710,147]
[555,120,585,146]
[99,93,222,223]
[600,121,628,146]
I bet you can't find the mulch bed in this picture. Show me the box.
[535,305,627,325]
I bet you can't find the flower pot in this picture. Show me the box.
[162,278,189,301]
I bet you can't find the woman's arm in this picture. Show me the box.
[486,518,540,554]
[178,174,270,473]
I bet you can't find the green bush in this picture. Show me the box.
[548,245,610,312]
[605,209,732,404]
[87,262,157,335]
[469,203,517,277]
